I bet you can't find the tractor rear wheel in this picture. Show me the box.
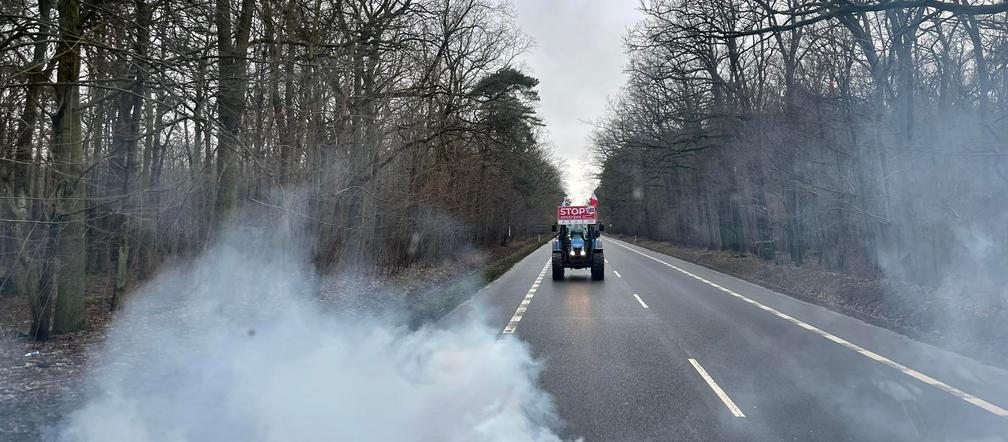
[551,252,565,281]
[590,252,604,280]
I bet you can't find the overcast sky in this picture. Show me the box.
[511,0,642,202]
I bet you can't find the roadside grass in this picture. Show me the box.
[408,237,549,326]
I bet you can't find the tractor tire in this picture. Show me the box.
[590,252,604,280]
[552,252,565,281]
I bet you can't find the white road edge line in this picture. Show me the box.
[613,270,622,278]
[439,244,553,322]
[501,258,551,335]
[610,239,1008,418]
[689,358,745,418]
[632,293,649,309]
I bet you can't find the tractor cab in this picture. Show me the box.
[567,224,588,253]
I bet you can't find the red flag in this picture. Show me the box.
[589,192,599,207]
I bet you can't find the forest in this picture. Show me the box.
[0,0,565,340]
[595,0,1008,294]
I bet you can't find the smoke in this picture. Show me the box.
[54,209,562,442]
[870,105,1008,360]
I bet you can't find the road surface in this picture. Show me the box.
[446,237,1008,441]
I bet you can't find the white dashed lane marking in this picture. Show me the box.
[609,240,1008,418]
[502,258,551,334]
[632,293,649,309]
[613,270,622,278]
[689,358,746,418]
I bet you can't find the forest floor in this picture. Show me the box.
[616,235,1008,370]
[0,237,544,441]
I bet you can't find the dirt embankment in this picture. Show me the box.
[616,235,1008,369]
[0,237,545,441]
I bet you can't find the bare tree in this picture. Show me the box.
[595,0,1008,288]
[0,0,565,337]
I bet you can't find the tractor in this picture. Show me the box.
[551,205,604,281]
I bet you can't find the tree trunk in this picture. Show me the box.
[109,0,150,310]
[51,0,87,334]
[213,0,255,227]
[14,0,53,339]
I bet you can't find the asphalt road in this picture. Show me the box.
[446,237,1008,441]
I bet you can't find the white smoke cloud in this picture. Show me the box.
[55,216,562,442]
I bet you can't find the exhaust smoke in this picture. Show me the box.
[55,217,562,442]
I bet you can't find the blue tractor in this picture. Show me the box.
[551,222,604,280]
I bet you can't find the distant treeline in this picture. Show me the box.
[595,1,1008,288]
[0,0,564,338]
